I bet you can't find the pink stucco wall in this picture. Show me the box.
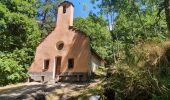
[29,28,91,73]
[28,2,91,80]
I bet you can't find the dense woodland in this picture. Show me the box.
[0,0,170,99]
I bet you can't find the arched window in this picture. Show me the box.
[63,5,66,13]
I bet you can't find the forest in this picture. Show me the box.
[0,0,170,99]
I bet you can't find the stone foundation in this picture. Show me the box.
[28,72,90,82]
[28,72,53,82]
[59,72,90,82]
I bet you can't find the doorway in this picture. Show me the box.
[55,56,62,75]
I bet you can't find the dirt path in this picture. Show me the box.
[0,82,61,100]
[46,79,102,100]
[0,79,102,100]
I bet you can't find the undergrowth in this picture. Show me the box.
[103,41,170,100]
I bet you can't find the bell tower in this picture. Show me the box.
[56,1,74,28]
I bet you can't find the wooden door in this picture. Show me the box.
[55,56,62,75]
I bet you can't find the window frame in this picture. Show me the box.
[56,41,64,50]
[68,58,74,69]
[43,59,50,69]
[63,5,67,13]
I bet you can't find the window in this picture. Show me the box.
[56,41,64,50]
[63,5,66,13]
[68,58,74,69]
[43,59,49,69]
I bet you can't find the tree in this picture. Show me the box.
[0,0,41,86]
[165,0,170,33]
[91,0,168,63]
[0,52,28,86]
[91,0,170,99]
[37,0,62,37]
[92,0,170,33]
[0,0,40,51]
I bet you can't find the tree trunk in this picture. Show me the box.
[165,0,170,33]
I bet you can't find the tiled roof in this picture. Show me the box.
[58,1,74,7]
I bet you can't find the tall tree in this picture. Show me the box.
[90,0,170,99]
[92,0,170,33]
[0,0,40,51]
[91,0,168,63]
[0,0,41,86]
[37,0,62,37]
[165,0,170,32]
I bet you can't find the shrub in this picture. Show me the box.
[0,52,28,86]
[103,42,170,100]
[105,65,166,100]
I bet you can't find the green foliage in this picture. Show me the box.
[103,42,170,99]
[74,15,113,64]
[152,74,170,100]
[88,85,103,95]
[37,0,62,37]
[0,0,37,18]
[111,1,167,64]
[106,65,166,100]
[0,1,40,86]
[0,13,40,51]
[0,1,40,51]
[0,52,28,86]
[90,0,170,99]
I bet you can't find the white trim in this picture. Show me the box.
[43,60,45,69]
[53,58,56,79]
[43,59,49,69]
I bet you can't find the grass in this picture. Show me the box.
[68,81,104,100]
[151,74,170,100]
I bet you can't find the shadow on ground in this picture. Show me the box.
[0,83,61,100]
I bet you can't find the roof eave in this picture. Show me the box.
[58,1,74,7]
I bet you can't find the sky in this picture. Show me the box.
[70,0,117,25]
[68,0,116,26]
[69,0,100,18]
